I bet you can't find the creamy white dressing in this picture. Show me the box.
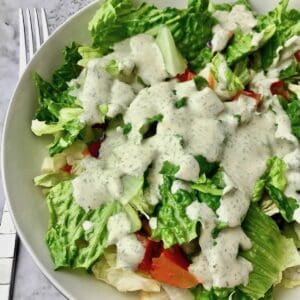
[116,234,145,270]
[82,220,93,231]
[289,83,300,99]
[250,71,277,99]
[250,30,265,47]
[211,25,231,53]
[70,30,300,289]
[130,34,168,85]
[211,4,257,53]
[107,212,132,245]
[186,201,252,288]
[190,227,252,288]
[213,5,257,34]
[76,34,169,125]
[218,98,296,226]
[271,35,300,68]
[149,217,158,230]
[250,37,299,100]
[171,180,192,194]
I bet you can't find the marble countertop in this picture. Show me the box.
[0,0,93,299]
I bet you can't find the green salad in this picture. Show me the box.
[31,0,300,299]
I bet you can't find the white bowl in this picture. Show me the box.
[2,0,300,299]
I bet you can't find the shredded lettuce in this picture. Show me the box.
[280,266,300,288]
[285,99,300,141]
[192,285,235,300]
[256,0,300,70]
[52,42,83,91]
[252,157,287,202]
[92,246,160,292]
[279,61,299,80]
[266,185,299,223]
[252,157,298,222]
[210,54,244,99]
[78,46,102,67]
[151,162,197,248]
[46,181,141,269]
[239,204,300,299]
[192,172,224,212]
[225,24,276,65]
[34,172,72,188]
[32,43,85,156]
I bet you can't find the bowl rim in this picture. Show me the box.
[1,1,99,298]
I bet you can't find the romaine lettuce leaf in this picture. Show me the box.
[88,0,215,71]
[48,119,85,157]
[266,185,299,223]
[209,0,253,13]
[78,46,103,67]
[239,204,300,299]
[52,42,83,91]
[225,24,276,65]
[46,181,141,269]
[286,99,300,140]
[210,53,244,99]
[192,174,224,197]
[121,176,154,217]
[233,58,251,85]
[152,164,197,248]
[279,61,299,80]
[34,172,72,188]
[256,0,300,70]
[33,43,85,156]
[252,157,298,222]
[194,154,219,177]
[192,285,234,300]
[252,157,287,201]
[191,171,225,213]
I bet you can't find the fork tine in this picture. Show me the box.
[26,9,34,59]
[33,8,41,49]
[41,8,49,41]
[18,9,26,75]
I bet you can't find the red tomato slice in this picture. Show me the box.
[88,140,101,157]
[270,80,289,100]
[176,69,195,82]
[208,72,215,90]
[163,245,189,270]
[84,135,106,158]
[137,234,162,273]
[294,50,300,62]
[62,164,72,173]
[233,90,262,105]
[150,249,200,288]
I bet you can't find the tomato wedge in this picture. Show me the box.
[137,234,162,273]
[294,50,300,62]
[270,80,289,100]
[233,90,262,105]
[208,72,215,90]
[150,248,200,288]
[62,164,72,173]
[176,69,195,82]
[83,135,105,158]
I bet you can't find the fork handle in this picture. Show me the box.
[0,203,19,300]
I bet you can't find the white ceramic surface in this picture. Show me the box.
[2,0,300,299]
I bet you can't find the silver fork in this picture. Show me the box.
[0,8,48,300]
